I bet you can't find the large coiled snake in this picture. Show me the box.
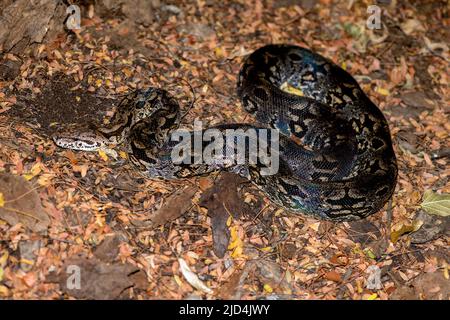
[54,44,397,221]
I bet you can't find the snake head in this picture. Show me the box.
[53,132,110,151]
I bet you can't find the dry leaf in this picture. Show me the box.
[390,224,418,243]
[400,19,425,35]
[0,173,50,233]
[178,258,213,294]
[421,190,450,217]
[324,270,342,282]
[150,186,197,226]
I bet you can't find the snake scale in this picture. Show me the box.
[54,44,398,221]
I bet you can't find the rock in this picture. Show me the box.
[96,0,160,25]
[396,130,423,153]
[347,220,381,246]
[255,259,292,292]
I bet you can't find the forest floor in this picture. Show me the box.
[0,0,448,300]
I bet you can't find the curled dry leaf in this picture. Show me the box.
[178,258,213,294]
[390,223,420,244]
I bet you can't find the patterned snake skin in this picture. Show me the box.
[54,44,398,221]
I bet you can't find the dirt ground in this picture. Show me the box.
[0,0,448,300]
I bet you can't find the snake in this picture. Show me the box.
[53,44,398,221]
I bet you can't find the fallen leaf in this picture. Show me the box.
[366,293,378,300]
[422,37,449,57]
[263,284,273,293]
[0,173,50,233]
[376,87,389,96]
[228,225,244,259]
[178,258,213,294]
[98,149,108,161]
[390,224,416,243]
[22,162,42,181]
[150,186,197,226]
[199,172,248,258]
[323,270,342,282]
[72,164,88,177]
[400,19,425,35]
[421,190,450,217]
[0,285,9,297]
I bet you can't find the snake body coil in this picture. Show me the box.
[54,44,398,221]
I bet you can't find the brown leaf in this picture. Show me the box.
[199,172,248,258]
[323,271,342,283]
[329,253,349,266]
[400,91,436,110]
[347,220,381,246]
[0,173,50,233]
[149,186,197,226]
[198,177,214,191]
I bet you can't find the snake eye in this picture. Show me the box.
[288,53,302,61]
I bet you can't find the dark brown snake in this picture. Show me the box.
[54,44,398,221]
